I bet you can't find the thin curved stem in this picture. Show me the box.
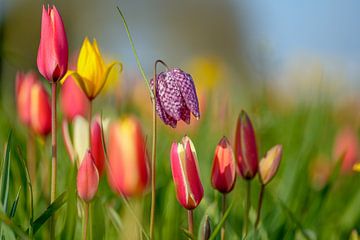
[255,184,265,229]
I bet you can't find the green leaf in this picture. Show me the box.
[208,202,234,240]
[107,206,123,234]
[0,210,29,239]
[181,227,195,240]
[9,187,20,219]
[31,191,68,234]
[0,131,12,213]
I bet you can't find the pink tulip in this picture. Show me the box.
[29,82,51,136]
[333,127,360,173]
[15,71,37,126]
[107,117,150,197]
[259,145,282,185]
[234,110,258,179]
[77,150,99,202]
[60,76,89,121]
[91,116,105,175]
[37,5,68,82]
[211,137,236,193]
[170,136,204,210]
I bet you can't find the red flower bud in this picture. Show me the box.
[30,81,51,136]
[60,76,89,121]
[16,72,37,126]
[37,5,68,82]
[107,117,150,197]
[170,136,204,210]
[234,110,259,179]
[91,116,105,175]
[77,150,99,202]
[211,136,236,193]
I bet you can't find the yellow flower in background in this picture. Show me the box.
[62,37,122,100]
[353,163,360,172]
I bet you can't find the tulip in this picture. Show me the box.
[107,116,150,197]
[37,5,68,82]
[259,145,283,185]
[30,82,52,136]
[91,116,105,175]
[62,37,121,100]
[234,110,259,179]
[170,136,204,210]
[77,150,99,202]
[60,76,89,121]
[211,136,236,193]
[150,68,200,128]
[333,127,359,173]
[16,72,37,126]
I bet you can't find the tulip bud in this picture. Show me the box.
[211,136,236,193]
[30,82,51,136]
[259,145,282,185]
[201,215,212,240]
[15,71,37,126]
[234,110,259,179]
[107,117,150,197]
[37,5,68,82]
[60,76,89,120]
[91,116,105,175]
[170,136,204,210]
[77,150,99,202]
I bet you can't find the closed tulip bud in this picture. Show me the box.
[235,110,259,179]
[107,117,150,197]
[91,116,105,175]
[77,150,99,202]
[60,76,89,120]
[15,71,37,125]
[170,136,204,210]
[201,215,212,240]
[30,82,51,136]
[259,145,282,185]
[211,136,236,193]
[37,5,68,82]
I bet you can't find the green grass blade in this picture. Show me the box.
[9,187,20,219]
[0,210,28,239]
[1,131,12,213]
[208,202,234,240]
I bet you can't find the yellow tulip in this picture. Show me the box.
[62,37,122,100]
[354,163,360,172]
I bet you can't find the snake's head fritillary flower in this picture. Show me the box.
[107,116,150,197]
[77,150,99,202]
[37,5,68,82]
[170,136,204,210]
[30,81,51,136]
[235,110,259,180]
[150,68,200,128]
[60,76,89,121]
[333,127,359,173]
[16,71,37,126]
[211,136,236,193]
[259,145,282,185]
[62,37,121,100]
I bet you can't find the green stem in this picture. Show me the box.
[243,180,251,239]
[82,202,89,240]
[188,210,194,238]
[50,82,57,238]
[88,100,92,150]
[221,193,226,240]
[255,184,265,229]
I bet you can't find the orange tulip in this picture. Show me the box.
[107,116,150,197]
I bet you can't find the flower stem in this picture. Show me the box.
[50,82,57,238]
[88,100,92,149]
[255,184,265,229]
[188,210,194,238]
[243,180,251,239]
[82,202,89,240]
[221,193,226,240]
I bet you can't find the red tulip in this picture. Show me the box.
[60,76,89,121]
[91,116,105,175]
[29,81,51,136]
[77,150,99,202]
[107,117,150,197]
[16,71,37,126]
[333,127,359,173]
[234,110,258,179]
[37,5,68,82]
[170,136,204,210]
[211,136,236,193]
[259,145,282,185]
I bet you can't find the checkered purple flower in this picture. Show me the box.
[150,68,200,128]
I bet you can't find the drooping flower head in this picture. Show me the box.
[37,5,68,82]
[150,68,200,128]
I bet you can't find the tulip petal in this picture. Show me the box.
[94,61,122,99]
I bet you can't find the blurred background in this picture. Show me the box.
[0,0,360,239]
